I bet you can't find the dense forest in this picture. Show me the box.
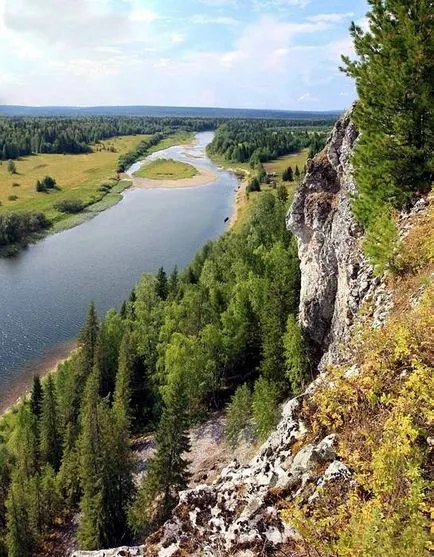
[0,116,335,161]
[0,193,307,555]
[0,116,220,160]
[207,121,329,166]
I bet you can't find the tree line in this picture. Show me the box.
[0,192,309,555]
[0,116,220,161]
[0,116,335,162]
[207,121,329,166]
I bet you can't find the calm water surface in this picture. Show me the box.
[0,132,238,410]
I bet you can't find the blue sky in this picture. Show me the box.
[0,0,369,109]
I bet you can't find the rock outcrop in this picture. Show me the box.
[287,112,391,366]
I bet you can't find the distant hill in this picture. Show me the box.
[0,104,342,119]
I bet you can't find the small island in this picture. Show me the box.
[134,158,198,180]
[130,156,216,189]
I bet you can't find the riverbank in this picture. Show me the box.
[130,167,216,189]
[0,340,77,417]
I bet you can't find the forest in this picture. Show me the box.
[0,115,334,161]
[206,121,329,166]
[0,192,307,555]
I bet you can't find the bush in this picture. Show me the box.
[7,195,18,201]
[54,199,85,213]
[247,177,261,193]
[0,211,50,246]
[36,176,57,192]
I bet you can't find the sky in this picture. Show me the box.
[0,0,369,110]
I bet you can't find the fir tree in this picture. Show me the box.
[40,375,62,471]
[252,377,279,441]
[156,266,168,300]
[341,0,433,228]
[282,166,293,181]
[30,375,43,419]
[225,383,252,448]
[79,302,99,376]
[5,472,34,557]
[130,371,191,532]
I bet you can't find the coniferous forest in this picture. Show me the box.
[0,193,306,555]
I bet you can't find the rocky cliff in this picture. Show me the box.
[287,112,392,367]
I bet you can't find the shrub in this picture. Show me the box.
[7,195,18,201]
[54,199,85,213]
[247,177,261,193]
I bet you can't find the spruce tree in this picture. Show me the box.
[225,383,252,448]
[78,302,99,376]
[5,472,34,557]
[282,166,293,182]
[130,371,191,531]
[156,266,168,300]
[113,330,134,426]
[40,375,62,471]
[283,314,309,395]
[341,0,433,228]
[252,377,279,441]
[30,375,43,419]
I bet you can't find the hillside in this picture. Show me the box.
[72,112,433,556]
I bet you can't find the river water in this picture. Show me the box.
[0,131,238,412]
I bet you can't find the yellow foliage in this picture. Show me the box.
[283,286,434,555]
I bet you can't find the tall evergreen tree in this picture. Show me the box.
[156,266,168,300]
[341,0,433,228]
[5,472,34,557]
[40,375,62,471]
[79,302,99,376]
[30,375,43,419]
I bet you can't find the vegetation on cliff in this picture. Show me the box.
[341,0,433,271]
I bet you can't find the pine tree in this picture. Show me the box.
[225,383,252,448]
[40,375,62,471]
[113,330,134,426]
[30,375,43,419]
[283,314,309,394]
[252,377,279,441]
[156,266,168,300]
[5,472,34,557]
[282,166,293,181]
[79,368,134,549]
[130,371,191,532]
[79,302,99,376]
[341,0,433,228]
[294,165,301,181]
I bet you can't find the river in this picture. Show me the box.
[0,131,238,413]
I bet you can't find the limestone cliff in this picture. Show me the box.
[287,112,392,367]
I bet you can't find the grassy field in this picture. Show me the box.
[134,158,198,180]
[231,149,309,233]
[263,148,309,175]
[0,134,152,222]
[147,131,194,154]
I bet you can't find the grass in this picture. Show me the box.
[147,131,194,154]
[134,158,198,180]
[231,150,308,233]
[0,135,151,222]
[263,148,309,175]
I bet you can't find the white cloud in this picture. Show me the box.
[308,12,354,23]
[129,8,159,23]
[191,14,239,25]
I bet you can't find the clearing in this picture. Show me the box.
[0,134,152,222]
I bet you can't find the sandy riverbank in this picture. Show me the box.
[0,340,77,417]
[131,166,217,189]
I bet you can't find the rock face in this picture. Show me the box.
[287,113,386,366]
